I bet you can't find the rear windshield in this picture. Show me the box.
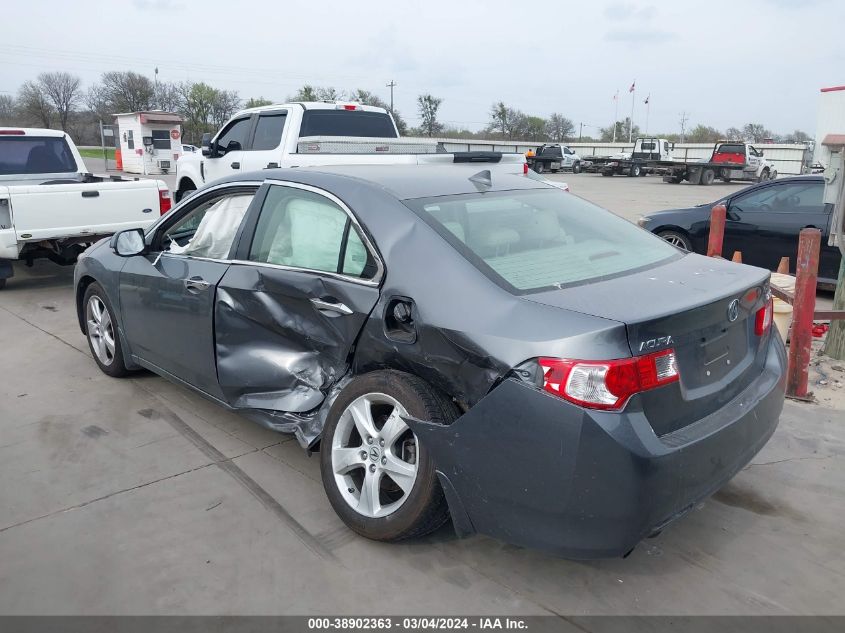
[405,189,678,293]
[300,110,397,138]
[716,144,744,154]
[0,135,78,175]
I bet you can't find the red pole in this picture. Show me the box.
[786,228,821,399]
[707,204,727,257]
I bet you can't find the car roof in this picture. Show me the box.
[230,164,550,200]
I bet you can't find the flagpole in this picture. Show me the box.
[629,82,636,142]
[645,98,650,135]
[613,90,619,143]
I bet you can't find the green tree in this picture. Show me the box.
[417,94,443,137]
[686,124,722,143]
[244,97,273,109]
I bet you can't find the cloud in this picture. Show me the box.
[605,29,677,43]
[604,2,657,21]
[133,0,183,10]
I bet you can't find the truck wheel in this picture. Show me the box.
[658,230,692,251]
[629,165,641,177]
[0,278,6,290]
[572,161,581,174]
[770,169,778,180]
[601,170,613,177]
[534,162,544,174]
[175,181,197,203]
[700,169,716,186]
[83,282,130,378]
[320,370,456,541]
[757,168,770,183]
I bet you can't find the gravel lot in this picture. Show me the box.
[1,170,843,616]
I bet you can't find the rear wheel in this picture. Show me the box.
[601,170,613,177]
[320,370,457,541]
[84,282,130,377]
[0,278,6,290]
[629,164,641,177]
[533,161,544,174]
[700,168,716,185]
[658,230,693,251]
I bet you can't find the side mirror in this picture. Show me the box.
[110,228,146,257]
[225,140,242,153]
[201,133,213,157]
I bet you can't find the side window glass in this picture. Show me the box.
[164,193,255,259]
[216,118,251,151]
[251,113,287,151]
[731,186,779,213]
[249,186,375,278]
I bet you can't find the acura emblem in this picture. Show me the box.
[727,299,739,322]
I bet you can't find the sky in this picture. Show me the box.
[0,0,841,137]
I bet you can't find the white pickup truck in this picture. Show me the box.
[0,128,171,289]
[175,101,527,201]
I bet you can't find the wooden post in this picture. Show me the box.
[786,228,821,399]
[777,257,790,274]
[707,204,727,257]
[823,258,845,361]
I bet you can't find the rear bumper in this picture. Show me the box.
[407,335,786,559]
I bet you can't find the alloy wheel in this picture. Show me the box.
[332,393,419,518]
[86,295,115,366]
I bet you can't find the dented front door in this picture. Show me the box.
[214,182,382,414]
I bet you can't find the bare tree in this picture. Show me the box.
[546,113,574,142]
[36,72,82,131]
[488,102,509,138]
[18,81,54,128]
[100,71,155,112]
[725,127,745,141]
[742,123,772,143]
[153,81,181,112]
[0,94,17,124]
[210,89,241,129]
[417,94,443,137]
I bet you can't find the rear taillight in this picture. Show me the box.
[336,104,361,111]
[158,188,172,215]
[755,295,773,335]
[0,129,25,135]
[539,349,679,411]
[523,163,529,174]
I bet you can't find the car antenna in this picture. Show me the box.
[468,169,492,190]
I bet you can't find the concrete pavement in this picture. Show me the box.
[1,259,844,615]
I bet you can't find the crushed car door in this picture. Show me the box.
[215,182,381,412]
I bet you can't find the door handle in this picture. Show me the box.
[184,277,210,293]
[81,191,100,198]
[311,297,353,315]
[231,162,240,169]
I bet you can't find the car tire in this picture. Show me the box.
[770,169,778,180]
[700,168,716,186]
[658,230,693,251]
[629,165,641,177]
[601,170,613,177]
[320,370,457,542]
[0,278,6,290]
[758,168,770,183]
[572,161,581,174]
[83,282,130,378]
[534,162,544,174]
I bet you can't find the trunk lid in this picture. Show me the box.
[524,253,772,435]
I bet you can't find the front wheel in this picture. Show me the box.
[572,161,581,174]
[758,168,770,183]
[84,282,130,377]
[320,370,456,541]
[175,180,197,203]
[658,230,693,251]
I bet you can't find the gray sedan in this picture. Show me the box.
[73,165,785,558]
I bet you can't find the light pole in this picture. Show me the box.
[386,80,396,112]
